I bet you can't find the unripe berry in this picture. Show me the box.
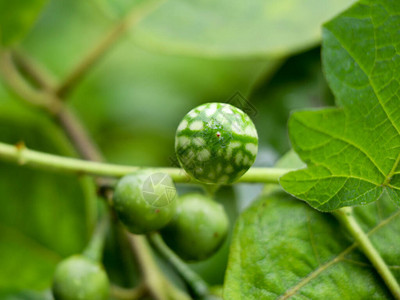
[52,255,109,300]
[161,193,229,261]
[113,170,177,234]
[175,103,258,184]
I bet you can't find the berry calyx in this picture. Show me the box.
[175,102,258,184]
[113,170,177,234]
[161,193,229,261]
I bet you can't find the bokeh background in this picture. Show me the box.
[0,0,355,298]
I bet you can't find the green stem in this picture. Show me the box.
[0,51,53,109]
[110,283,146,300]
[149,232,209,299]
[1,10,188,300]
[334,207,400,299]
[202,184,221,197]
[128,234,190,300]
[79,176,98,237]
[12,49,57,90]
[0,141,289,183]
[83,212,110,262]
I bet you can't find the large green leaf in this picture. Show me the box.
[251,47,334,155]
[0,105,89,290]
[133,0,355,58]
[0,289,52,300]
[22,0,274,167]
[224,189,400,299]
[0,0,48,46]
[280,0,400,211]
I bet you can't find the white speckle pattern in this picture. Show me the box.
[235,152,243,165]
[183,150,195,163]
[189,121,203,131]
[229,141,241,149]
[218,175,229,183]
[226,147,232,159]
[216,113,228,124]
[231,123,243,135]
[178,136,190,148]
[178,120,188,131]
[192,137,205,147]
[226,165,234,173]
[189,111,198,118]
[245,125,258,137]
[175,102,258,184]
[222,107,233,114]
[197,149,210,161]
[245,143,258,155]
[205,106,217,117]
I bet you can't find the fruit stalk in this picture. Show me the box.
[334,207,400,299]
[83,212,110,262]
[149,232,210,298]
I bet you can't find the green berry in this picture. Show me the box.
[113,170,177,234]
[52,255,109,300]
[175,102,258,184]
[161,193,229,261]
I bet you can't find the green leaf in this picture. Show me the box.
[0,0,48,46]
[22,0,275,167]
[0,226,59,290]
[92,0,142,19]
[280,0,400,211]
[224,190,400,299]
[251,47,335,155]
[133,0,356,58]
[0,106,88,290]
[0,289,52,300]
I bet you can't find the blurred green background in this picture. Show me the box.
[0,0,354,297]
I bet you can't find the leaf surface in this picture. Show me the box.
[0,0,47,46]
[133,0,355,58]
[280,0,400,210]
[0,107,88,290]
[224,189,400,299]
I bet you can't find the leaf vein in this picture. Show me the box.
[278,209,400,299]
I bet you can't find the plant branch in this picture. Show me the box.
[0,141,288,184]
[128,234,190,300]
[334,207,400,299]
[0,50,54,109]
[57,108,105,162]
[2,40,191,300]
[55,0,165,98]
[149,232,209,299]
[5,49,107,164]
[12,49,56,90]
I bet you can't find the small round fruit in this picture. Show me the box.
[175,102,258,184]
[113,170,177,234]
[52,255,109,300]
[161,193,229,261]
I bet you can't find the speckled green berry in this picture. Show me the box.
[113,170,177,234]
[175,102,258,184]
[52,255,109,300]
[161,193,229,261]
